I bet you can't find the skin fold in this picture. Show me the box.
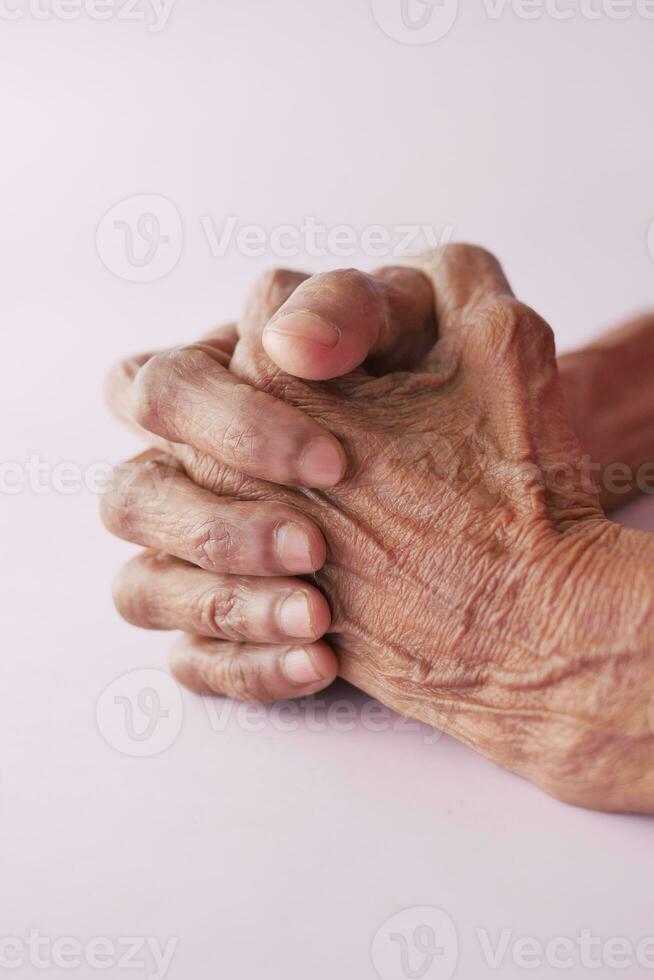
[101,245,654,813]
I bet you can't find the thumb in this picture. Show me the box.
[261,266,435,380]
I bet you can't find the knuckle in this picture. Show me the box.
[104,357,128,393]
[131,347,207,433]
[136,547,175,572]
[104,355,141,415]
[111,554,161,627]
[215,392,262,462]
[178,444,255,498]
[130,352,170,431]
[99,454,176,538]
[99,462,139,536]
[415,242,502,278]
[209,654,263,703]
[447,242,500,268]
[410,243,511,303]
[324,267,372,290]
[519,303,556,359]
[111,565,134,621]
[231,344,298,402]
[197,585,247,640]
[475,297,555,361]
[188,519,241,569]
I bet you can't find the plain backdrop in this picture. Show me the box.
[1,2,654,978]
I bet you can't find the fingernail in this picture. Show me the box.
[301,436,346,487]
[264,312,340,349]
[283,648,323,685]
[276,522,314,572]
[279,591,314,638]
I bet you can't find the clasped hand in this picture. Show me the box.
[101,245,654,813]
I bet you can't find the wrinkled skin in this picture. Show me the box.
[102,247,654,812]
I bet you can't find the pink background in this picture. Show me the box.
[1,1,654,977]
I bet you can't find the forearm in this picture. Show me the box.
[559,315,654,512]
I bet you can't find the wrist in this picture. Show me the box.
[538,523,654,811]
[559,327,654,510]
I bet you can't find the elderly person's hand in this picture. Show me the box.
[102,246,654,812]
